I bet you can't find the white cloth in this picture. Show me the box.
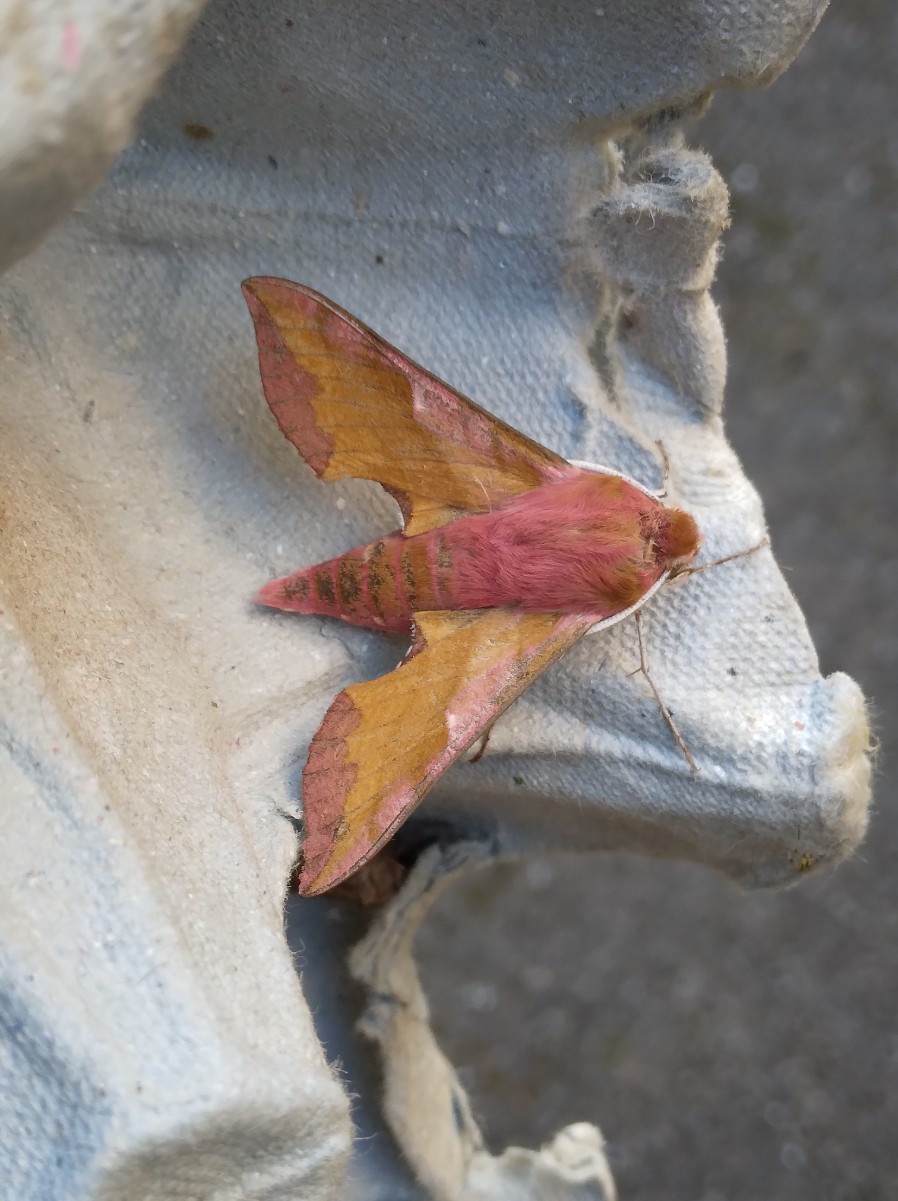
[0,0,868,1197]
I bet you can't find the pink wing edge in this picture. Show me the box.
[241,275,570,497]
[297,612,595,895]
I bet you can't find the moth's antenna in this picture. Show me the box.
[633,610,699,773]
[674,537,769,578]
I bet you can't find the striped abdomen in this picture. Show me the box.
[255,530,456,633]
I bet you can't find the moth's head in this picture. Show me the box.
[651,506,702,574]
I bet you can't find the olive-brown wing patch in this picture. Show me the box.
[242,277,567,535]
[299,608,592,895]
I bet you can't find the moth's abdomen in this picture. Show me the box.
[257,471,700,630]
[256,532,450,632]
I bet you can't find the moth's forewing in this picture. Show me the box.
[242,277,567,535]
[299,609,593,895]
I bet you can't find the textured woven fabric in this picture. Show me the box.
[0,1,868,1197]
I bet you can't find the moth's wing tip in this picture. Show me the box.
[241,279,270,327]
[242,276,314,302]
[297,856,350,898]
[241,274,280,292]
[240,276,267,303]
[241,276,295,314]
[298,821,370,897]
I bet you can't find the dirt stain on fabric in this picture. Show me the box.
[183,122,214,142]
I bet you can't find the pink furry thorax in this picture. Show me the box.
[436,471,686,619]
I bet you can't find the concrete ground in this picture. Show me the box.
[417,4,898,1198]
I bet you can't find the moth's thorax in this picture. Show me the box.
[433,471,701,620]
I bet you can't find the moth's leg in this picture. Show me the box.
[651,439,670,499]
[468,723,495,764]
[633,611,699,773]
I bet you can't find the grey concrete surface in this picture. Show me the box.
[417,4,898,1199]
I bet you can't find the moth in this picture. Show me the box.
[243,277,756,897]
